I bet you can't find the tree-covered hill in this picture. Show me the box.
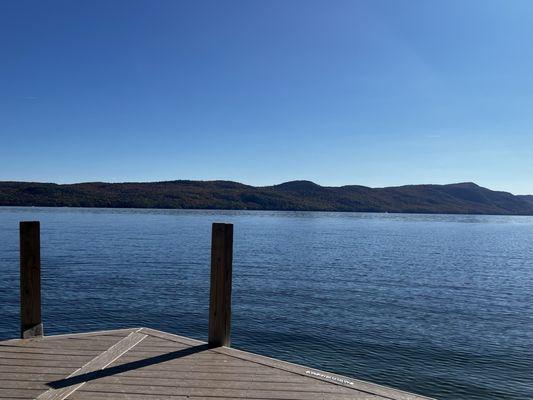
[1,180,533,215]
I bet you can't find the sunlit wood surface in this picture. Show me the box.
[0,327,432,400]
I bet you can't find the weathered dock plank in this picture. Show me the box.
[0,329,135,399]
[0,327,433,400]
[36,330,147,400]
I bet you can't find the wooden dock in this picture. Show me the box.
[0,327,432,400]
[1,221,434,399]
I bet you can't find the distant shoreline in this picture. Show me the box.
[2,205,533,218]
[2,180,533,216]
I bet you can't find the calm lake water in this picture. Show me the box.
[1,207,532,399]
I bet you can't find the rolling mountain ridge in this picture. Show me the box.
[1,180,532,215]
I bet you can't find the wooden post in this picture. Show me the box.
[208,223,233,347]
[20,221,43,339]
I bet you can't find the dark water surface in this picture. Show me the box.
[1,207,532,399]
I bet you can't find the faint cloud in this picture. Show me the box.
[20,96,38,100]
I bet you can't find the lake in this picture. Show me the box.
[1,207,532,399]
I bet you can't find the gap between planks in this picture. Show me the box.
[139,328,433,400]
[4,327,434,400]
[35,329,147,400]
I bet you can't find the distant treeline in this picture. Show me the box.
[1,180,533,215]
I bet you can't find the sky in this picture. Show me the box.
[1,1,532,194]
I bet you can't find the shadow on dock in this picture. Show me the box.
[47,343,210,389]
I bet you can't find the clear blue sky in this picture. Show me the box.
[1,1,532,194]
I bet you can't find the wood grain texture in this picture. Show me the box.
[36,330,147,400]
[140,328,434,400]
[208,223,233,347]
[19,221,42,339]
[0,327,434,400]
